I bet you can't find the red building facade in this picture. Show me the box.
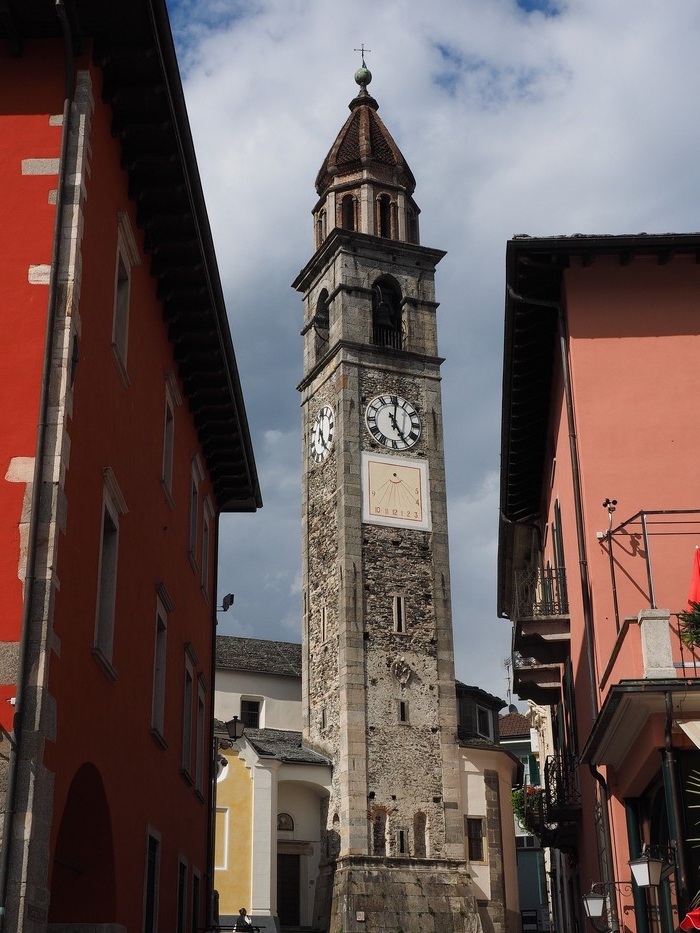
[0,3,260,931]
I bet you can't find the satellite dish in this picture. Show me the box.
[508,704,518,714]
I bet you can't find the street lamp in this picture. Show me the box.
[225,716,245,741]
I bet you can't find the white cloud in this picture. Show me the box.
[168,0,700,701]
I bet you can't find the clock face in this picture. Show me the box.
[365,395,421,450]
[362,452,431,531]
[310,405,335,463]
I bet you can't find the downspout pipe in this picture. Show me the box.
[0,5,75,929]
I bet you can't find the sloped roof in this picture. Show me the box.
[499,711,531,738]
[315,86,416,197]
[216,636,301,677]
[242,728,330,765]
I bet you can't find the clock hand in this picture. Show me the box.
[389,412,407,440]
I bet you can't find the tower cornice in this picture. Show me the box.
[292,228,446,295]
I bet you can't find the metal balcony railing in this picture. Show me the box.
[544,752,581,821]
[513,567,569,620]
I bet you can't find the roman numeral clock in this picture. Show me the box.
[293,62,475,933]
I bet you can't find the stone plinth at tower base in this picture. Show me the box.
[324,855,483,933]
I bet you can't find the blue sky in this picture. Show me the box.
[165,0,700,703]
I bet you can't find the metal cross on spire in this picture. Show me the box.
[354,44,371,68]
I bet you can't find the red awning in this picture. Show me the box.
[681,909,700,930]
[688,548,700,609]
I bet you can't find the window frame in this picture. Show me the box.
[161,371,182,505]
[111,212,140,386]
[176,855,188,933]
[181,643,198,781]
[188,456,204,571]
[142,826,161,933]
[195,676,207,796]
[466,816,485,862]
[240,697,261,729]
[151,586,173,745]
[93,467,128,680]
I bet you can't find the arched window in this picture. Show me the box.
[407,208,419,245]
[315,209,327,249]
[313,289,330,361]
[377,194,392,238]
[372,278,402,350]
[341,195,355,231]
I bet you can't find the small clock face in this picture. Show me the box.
[310,405,335,463]
[365,395,421,450]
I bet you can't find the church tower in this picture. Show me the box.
[293,64,481,933]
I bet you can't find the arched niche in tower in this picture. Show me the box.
[313,289,330,361]
[376,193,395,239]
[372,276,402,350]
[315,208,327,250]
[340,194,356,232]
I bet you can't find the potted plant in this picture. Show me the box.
[678,601,700,647]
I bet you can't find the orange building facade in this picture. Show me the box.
[0,3,260,931]
[499,234,700,933]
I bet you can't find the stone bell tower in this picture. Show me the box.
[292,62,481,933]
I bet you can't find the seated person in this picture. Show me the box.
[234,907,252,930]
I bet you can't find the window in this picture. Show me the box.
[320,604,327,641]
[161,372,181,502]
[377,193,392,238]
[466,817,484,862]
[341,194,355,231]
[188,457,204,569]
[398,699,409,724]
[372,279,402,349]
[176,858,187,933]
[191,871,201,933]
[398,828,409,855]
[393,595,406,633]
[195,678,207,795]
[111,212,140,385]
[241,699,260,729]
[476,705,493,740]
[191,870,201,933]
[201,498,213,598]
[93,467,127,679]
[320,707,327,731]
[143,828,161,933]
[181,644,198,779]
[151,587,173,742]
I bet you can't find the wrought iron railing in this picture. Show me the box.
[513,567,569,620]
[373,324,402,350]
[544,752,581,819]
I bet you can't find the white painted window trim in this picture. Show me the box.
[161,371,181,505]
[142,825,161,933]
[92,467,128,680]
[188,455,204,571]
[150,585,173,746]
[111,211,140,386]
[200,497,214,600]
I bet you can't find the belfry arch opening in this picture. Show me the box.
[372,277,402,350]
[313,289,330,361]
[377,193,393,239]
[341,194,356,231]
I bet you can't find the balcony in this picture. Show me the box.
[512,567,570,664]
[513,654,562,706]
[512,754,581,853]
